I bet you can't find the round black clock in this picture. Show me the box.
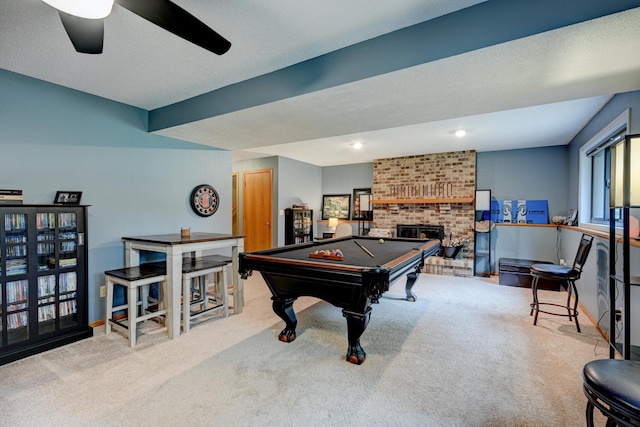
[190,184,219,217]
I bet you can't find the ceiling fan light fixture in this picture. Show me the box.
[42,0,114,19]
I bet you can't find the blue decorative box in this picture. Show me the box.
[519,200,548,224]
[491,200,548,224]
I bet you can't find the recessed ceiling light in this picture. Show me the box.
[352,142,363,149]
[455,130,466,138]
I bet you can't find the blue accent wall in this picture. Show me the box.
[0,69,232,323]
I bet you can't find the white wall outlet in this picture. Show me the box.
[100,285,106,298]
[279,209,284,216]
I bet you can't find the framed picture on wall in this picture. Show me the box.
[322,194,351,220]
[352,188,371,219]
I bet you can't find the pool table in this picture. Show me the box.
[239,235,440,364]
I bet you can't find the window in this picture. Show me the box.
[589,128,625,225]
[579,109,629,230]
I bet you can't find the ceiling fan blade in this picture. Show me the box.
[57,11,104,54]
[114,0,231,55]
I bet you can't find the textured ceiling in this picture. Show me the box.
[1,1,639,166]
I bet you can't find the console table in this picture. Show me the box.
[122,233,245,339]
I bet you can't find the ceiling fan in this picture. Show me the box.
[41,0,231,55]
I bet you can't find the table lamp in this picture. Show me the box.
[328,217,339,234]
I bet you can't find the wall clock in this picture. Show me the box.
[190,184,219,217]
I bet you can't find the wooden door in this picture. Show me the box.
[232,173,239,235]
[243,169,273,251]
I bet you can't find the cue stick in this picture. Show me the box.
[354,240,375,258]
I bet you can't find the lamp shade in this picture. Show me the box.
[42,0,114,19]
[327,218,339,228]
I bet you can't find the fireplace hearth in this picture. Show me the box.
[396,224,445,242]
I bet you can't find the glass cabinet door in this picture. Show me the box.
[4,213,28,276]
[35,212,80,333]
[5,279,29,345]
[3,213,29,345]
[37,274,56,335]
[57,212,79,330]
[58,271,78,329]
[58,212,77,269]
[36,212,57,335]
[36,212,56,272]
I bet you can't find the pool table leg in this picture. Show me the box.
[343,307,372,365]
[272,297,298,342]
[404,269,420,302]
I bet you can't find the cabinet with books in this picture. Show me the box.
[284,208,313,245]
[1,205,91,365]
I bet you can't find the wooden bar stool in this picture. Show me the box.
[182,256,230,333]
[105,265,168,347]
[196,254,233,300]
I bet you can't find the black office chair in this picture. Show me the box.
[583,359,640,426]
[529,233,594,332]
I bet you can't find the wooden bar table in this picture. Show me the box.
[122,233,245,339]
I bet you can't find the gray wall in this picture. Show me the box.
[1,69,232,323]
[320,163,373,236]
[277,157,322,245]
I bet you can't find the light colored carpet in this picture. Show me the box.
[0,273,609,426]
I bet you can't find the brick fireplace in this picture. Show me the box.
[371,150,476,276]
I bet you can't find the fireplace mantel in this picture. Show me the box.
[370,197,474,205]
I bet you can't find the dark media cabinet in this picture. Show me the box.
[0,205,91,365]
[284,208,313,245]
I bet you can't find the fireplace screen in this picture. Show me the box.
[396,224,444,241]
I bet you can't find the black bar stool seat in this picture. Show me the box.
[583,359,640,426]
